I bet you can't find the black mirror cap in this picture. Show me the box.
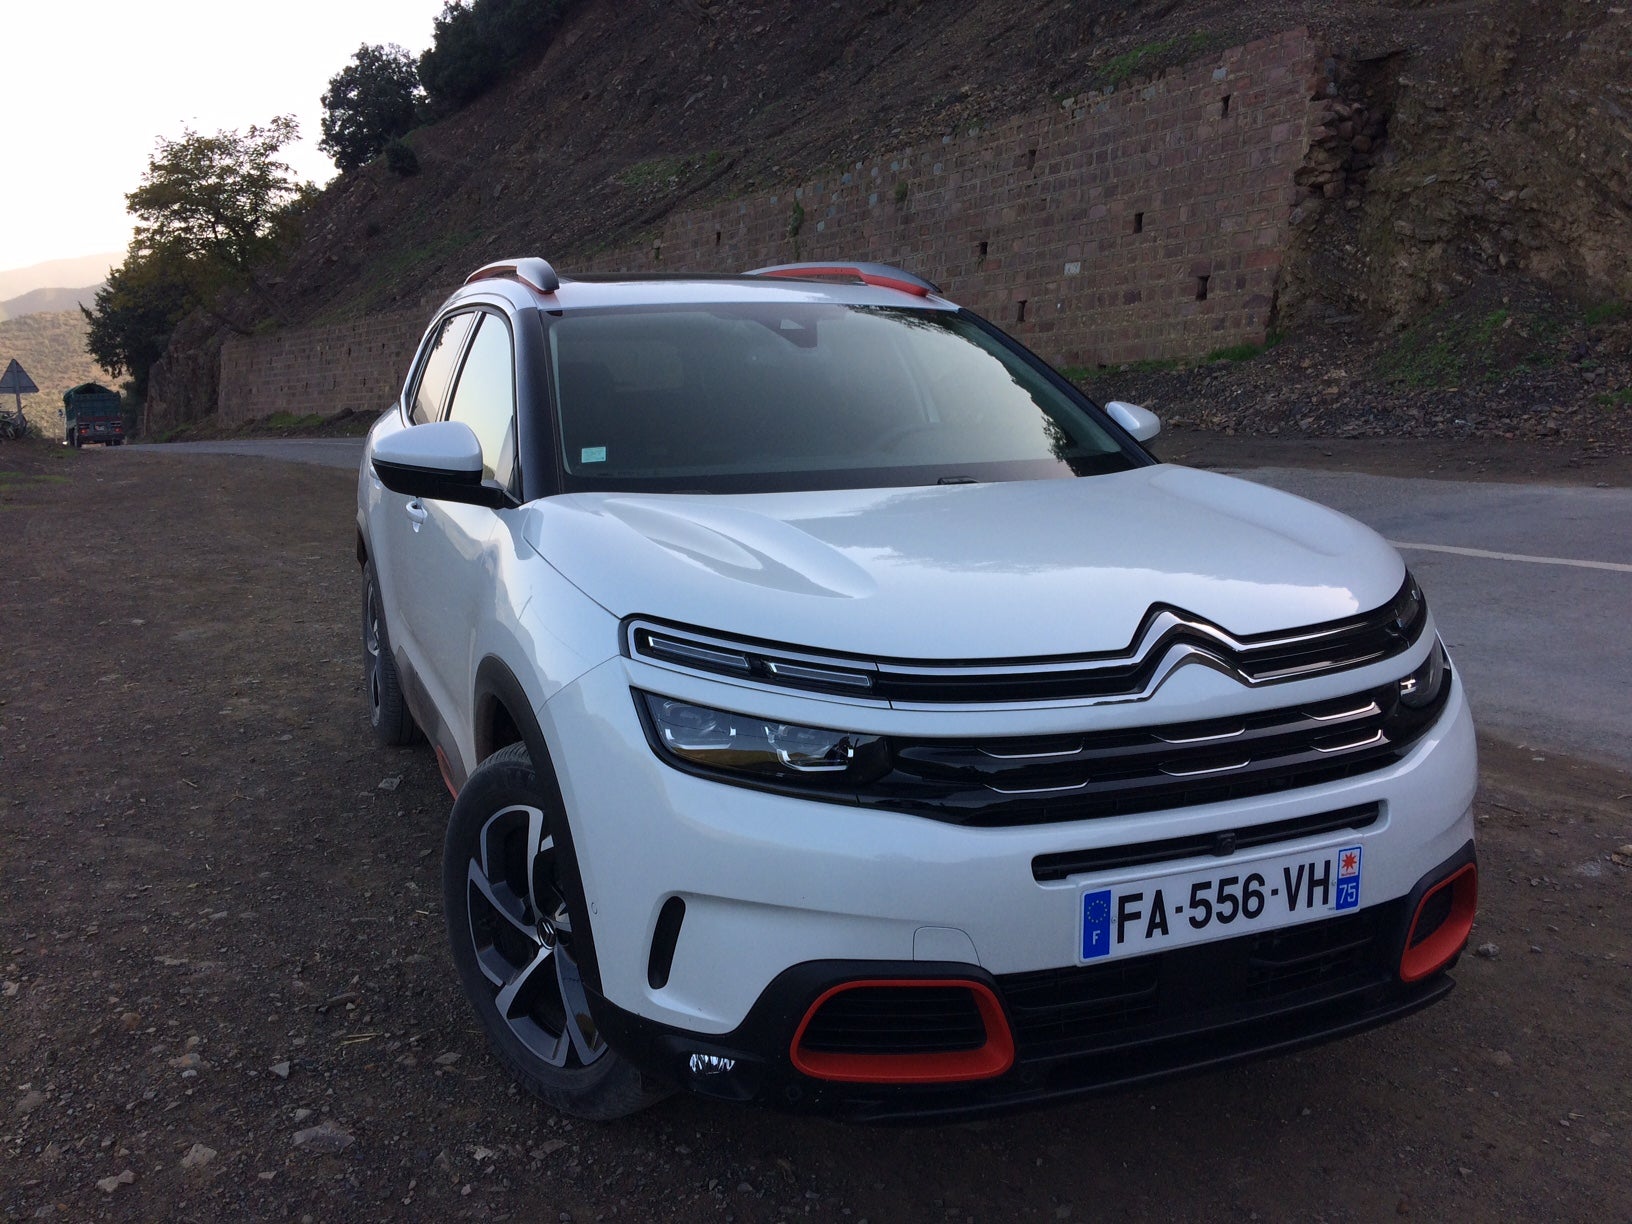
[372,457,514,509]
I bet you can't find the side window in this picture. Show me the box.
[446,313,517,488]
[408,312,476,425]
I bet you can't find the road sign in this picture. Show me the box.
[0,359,39,395]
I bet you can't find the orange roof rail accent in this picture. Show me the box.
[746,261,939,297]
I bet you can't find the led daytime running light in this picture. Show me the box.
[640,693,886,784]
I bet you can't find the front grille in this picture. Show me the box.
[863,678,1446,827]
[998,904,1399,1061]
[870,596,1421,704]
[626,575,1425,706]
[799,986,987,1055]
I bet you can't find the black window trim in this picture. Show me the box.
[403,309,479,427]
[444,307,522,497]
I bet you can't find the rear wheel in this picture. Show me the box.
[443,743,669,1119]
[362,562,417,745]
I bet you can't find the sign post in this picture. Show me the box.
[0,358,40,420]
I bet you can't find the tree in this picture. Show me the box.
[81,248,194,401]
[84,117,310,398]
[320,44,424,173]
[418,0,573,114]
[125,115,305,308]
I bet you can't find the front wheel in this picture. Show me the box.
[443,743,669,1119]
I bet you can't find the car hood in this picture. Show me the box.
[522,466,1404,660]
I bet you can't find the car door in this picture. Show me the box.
[408,310,520,763]
[372,310,478,718]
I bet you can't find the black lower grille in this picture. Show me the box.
[799,986,986,1055]
[998,904,1400,1061]
[1032,802,1381,881]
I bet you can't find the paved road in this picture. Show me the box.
[122,439,1632,768]
[1231,468,1632,770]
[123,437,367,469]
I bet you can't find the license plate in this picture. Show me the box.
[1080,844,1363,961]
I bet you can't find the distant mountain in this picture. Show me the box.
[0,310,121,434]
[0,283,104,323]
[0,253,119,302]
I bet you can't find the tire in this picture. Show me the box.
[362,562,418,746]
[443,743,670,1120]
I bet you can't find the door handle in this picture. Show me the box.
[406,499,428,533]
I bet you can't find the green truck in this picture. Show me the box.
[62,383,125,447]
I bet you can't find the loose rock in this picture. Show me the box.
[1474,942,1500,958]
[293,1119,355,1154]
[181,1142,217,1170]
[95,1170,136,1194]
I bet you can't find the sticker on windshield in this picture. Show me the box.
[580,446,607,464]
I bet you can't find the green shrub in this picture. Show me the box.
[1584,301,1628,327]
[384,139,420,177]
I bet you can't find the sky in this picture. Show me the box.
[0,0,453,278]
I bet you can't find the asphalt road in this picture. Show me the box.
[1236,467,1632,770]
[126,439,1632,768]
[125,437,367,469]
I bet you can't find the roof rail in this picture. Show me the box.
[464,257,561,295]
[745,262,940,297]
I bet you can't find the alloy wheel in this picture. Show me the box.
[465,803,608,1069]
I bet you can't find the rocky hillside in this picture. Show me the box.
[254,0,1628,323]
[156,0,1630,440]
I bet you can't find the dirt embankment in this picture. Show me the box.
[147,0,1632,431]
[1,439,1629,1222]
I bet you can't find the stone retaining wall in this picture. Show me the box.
[214,28,1319,425]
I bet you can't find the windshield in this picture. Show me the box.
[548,303,1142,493]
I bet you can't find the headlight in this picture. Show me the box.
[1389,571,1426,639]
[639,693,888,785]
[1398,638,1449,709]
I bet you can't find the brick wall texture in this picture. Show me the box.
[217,310,431,425]
[217,29,1318,424]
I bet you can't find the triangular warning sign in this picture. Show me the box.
[0,359,39,395]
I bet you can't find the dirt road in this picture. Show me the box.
[2,442,1629,1222]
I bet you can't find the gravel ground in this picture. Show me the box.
[1,441,1629,1223]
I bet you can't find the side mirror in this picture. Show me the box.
[371,420,513,509]
[1105,400,1161,443]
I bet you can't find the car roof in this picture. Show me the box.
[444,260,960,316]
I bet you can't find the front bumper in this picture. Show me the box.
[593,843,1472,1121]
[539,651,1477,1116]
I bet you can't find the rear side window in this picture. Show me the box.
[445,313,517,488]
[408,312,476,425]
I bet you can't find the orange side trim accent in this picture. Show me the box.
[789,979,1015,1084]
[433,746,459,799]
[1399,863,1478,982]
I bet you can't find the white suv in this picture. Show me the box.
[357,258,1477,1121]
